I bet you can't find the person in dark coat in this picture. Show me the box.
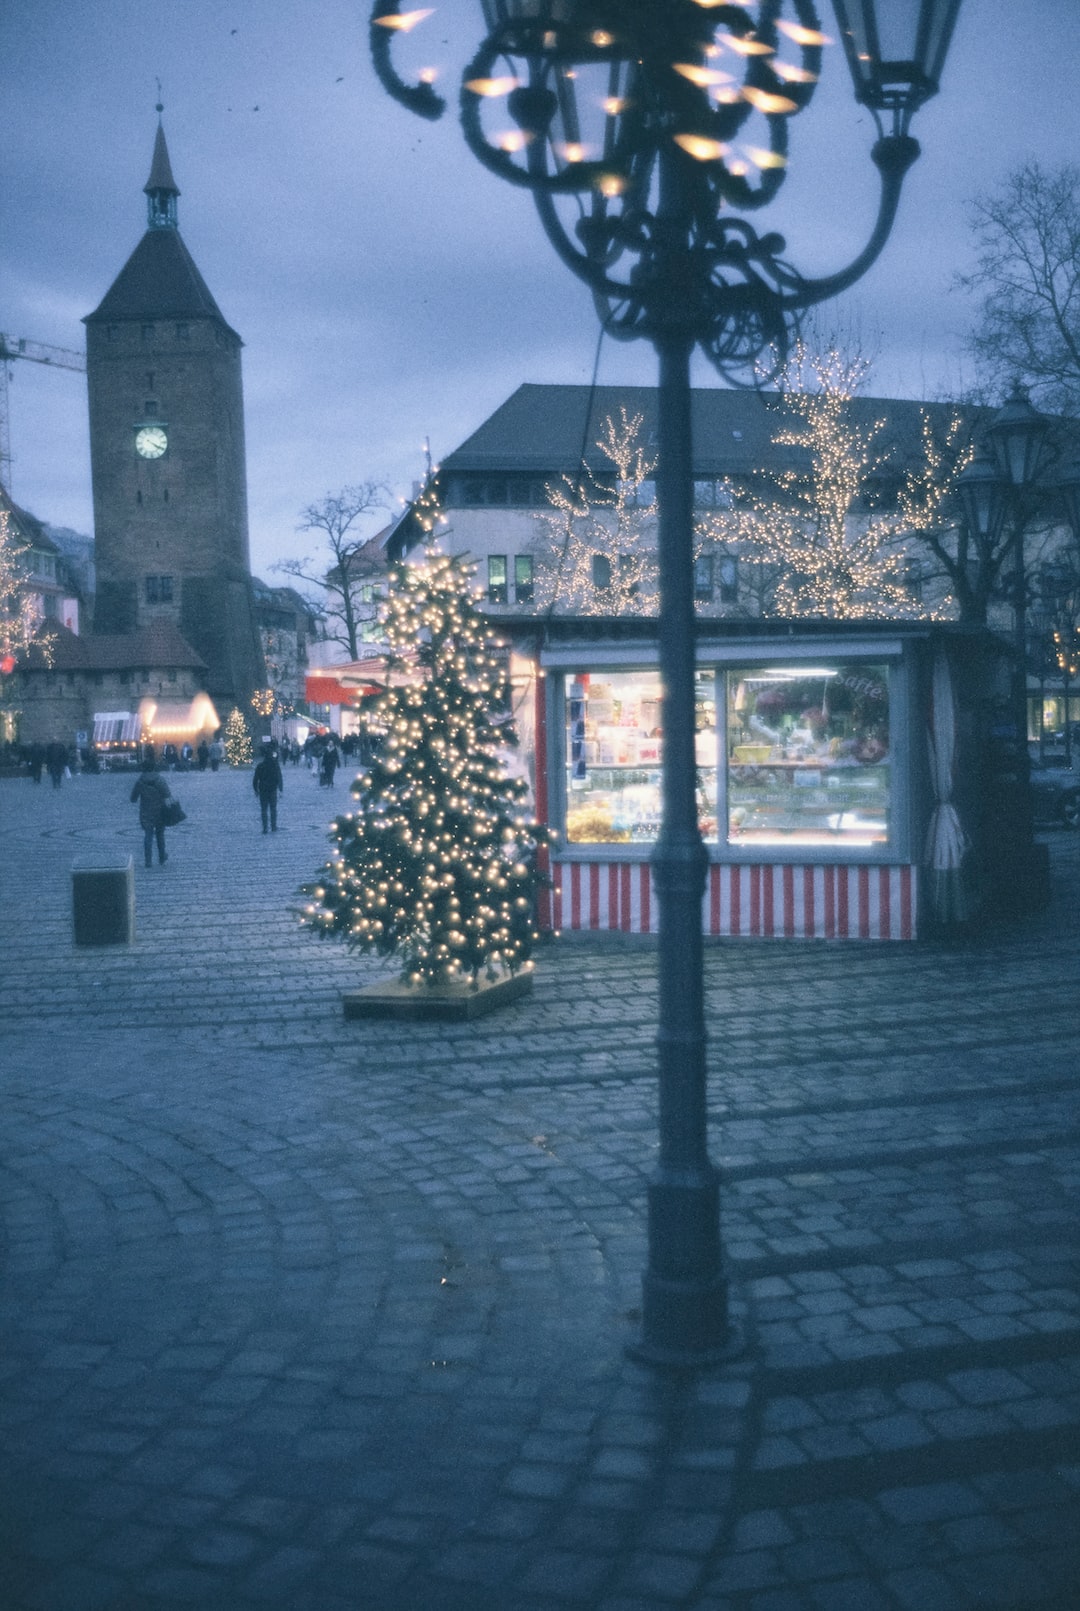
[130,757,173,867]
[319,742,339,788]
[253,745,284,833]
[46,740,68,789]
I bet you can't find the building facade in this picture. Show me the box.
[83,119,264,709]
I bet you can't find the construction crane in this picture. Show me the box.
[0,333,86,494]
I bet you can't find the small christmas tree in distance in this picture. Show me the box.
[300,504,549,988]
[224,706,254,766]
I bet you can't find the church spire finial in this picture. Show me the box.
[144,97,179,230]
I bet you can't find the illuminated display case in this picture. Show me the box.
[565,670,717,843]
[726,664,890,848]
[553,650,906,862]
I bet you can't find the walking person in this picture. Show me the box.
[253,743,284,833]
[320,740,339,789]
[130,756,173,867]
[45,740,68,789]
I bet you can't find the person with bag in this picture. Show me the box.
[253,742,284,833]
[130,757,173,867]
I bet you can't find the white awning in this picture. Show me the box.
[92,711,140,745]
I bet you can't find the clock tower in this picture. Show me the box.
[84,115,264,707]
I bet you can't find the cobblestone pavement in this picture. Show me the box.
[1,766,1078,1611]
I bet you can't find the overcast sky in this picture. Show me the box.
[3,0,1079,579]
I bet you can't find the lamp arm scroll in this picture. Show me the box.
[781,133,921,313]
[370,0,446,121]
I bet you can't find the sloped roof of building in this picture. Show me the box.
[440,382,984,479]
[84,226,237,335]
[1,484,61,555]
[26,620,206,673]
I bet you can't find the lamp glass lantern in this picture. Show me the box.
[830,0,963,130]
[985,387,1052,490]
[956,450,1009,547]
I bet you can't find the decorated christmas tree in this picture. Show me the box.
[300,522,549,988]
[223,706,254,766]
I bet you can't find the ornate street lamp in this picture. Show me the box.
[369,0,963,1367]
[958,389,1056,910]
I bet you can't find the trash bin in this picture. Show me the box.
[72,855,135,946]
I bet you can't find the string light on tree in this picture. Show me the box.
[300,483,549,988]
[533,410,659,616]
[703,344,956,621]
[0,508,54,735]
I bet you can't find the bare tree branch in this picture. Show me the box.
[958,161,1080,414]
[275,482,388,660]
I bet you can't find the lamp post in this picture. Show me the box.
[370,0,963,1367]
[957,387,1058,910]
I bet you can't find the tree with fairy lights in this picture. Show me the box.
[223,706,254,766]
[532,409,659,616]
[0,507,54,730]
[702,344,956,621]
[300,520,549,989]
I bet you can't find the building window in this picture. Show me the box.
[718,556,739,604]
[904,558,924,601]
[487,555,508,605]
[591,554,612,591]
[514,555,534,605]
[145,575,174,604]
[694,554,714,602]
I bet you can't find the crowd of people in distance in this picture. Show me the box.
[3,725,373,866]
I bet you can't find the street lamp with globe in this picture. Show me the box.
[369,0,964,1367]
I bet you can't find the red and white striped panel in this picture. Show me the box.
[548,861,918,940]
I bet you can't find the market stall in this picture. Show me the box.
[509,620,1008,940]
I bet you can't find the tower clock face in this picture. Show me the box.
[135,424,168,459]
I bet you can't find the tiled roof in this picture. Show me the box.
[26,621,205,673]
[440,382,984,478]
[85,227,236,334]
[1,485,60,554]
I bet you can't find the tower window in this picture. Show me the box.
[145,575,174,604]
[136,490,142,506]
[144,400,158,416]
[146,373,154,390]
[163,487,169,503]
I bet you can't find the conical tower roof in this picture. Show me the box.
[84,119,238,338]
[144,120,179,199]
